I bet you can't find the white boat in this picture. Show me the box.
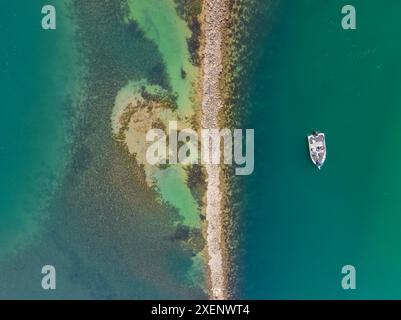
[307,131,326,170]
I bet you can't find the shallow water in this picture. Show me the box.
[0,0,206,299]
[0,0,78,255]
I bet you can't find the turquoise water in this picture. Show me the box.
[0,0,205,299]
[239,0,401,299]
[0,1,78,253]
[5,0,401,300]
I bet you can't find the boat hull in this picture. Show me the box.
[307,132,326,169]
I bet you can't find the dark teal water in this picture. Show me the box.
[6,0,401,300]
[239,0,401,299]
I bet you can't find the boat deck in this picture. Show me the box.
[308,133,326,168]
